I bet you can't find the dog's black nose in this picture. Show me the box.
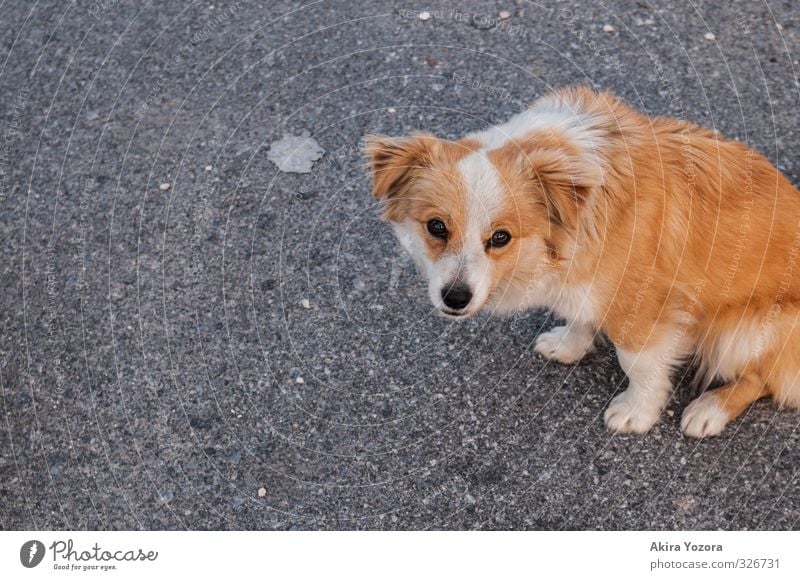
[441,284,473,310]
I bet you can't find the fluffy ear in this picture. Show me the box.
[363,132,439,201]
[523,147,603,230]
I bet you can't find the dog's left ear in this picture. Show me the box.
[522,146,603,230]
[363,132,439,201]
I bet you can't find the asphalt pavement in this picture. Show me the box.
[2,0,800,530]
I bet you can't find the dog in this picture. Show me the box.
[364,86,800,437]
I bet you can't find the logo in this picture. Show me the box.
[20,540,46,568]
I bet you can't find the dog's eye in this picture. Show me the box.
[427,219,448,239]
[489,230,511,248]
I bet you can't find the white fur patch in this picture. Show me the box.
[534,323,596,364]
[392,220,428,273]
[604,388,662,434]
[467,97,607,160]
[681,392,730,438]
[606,327,693,433]
[445,151,507,313]
[458,152,506,229]
[705,321,776,382]
[498,276,598,325]
[485,249,557,315]
[550,282,597,325]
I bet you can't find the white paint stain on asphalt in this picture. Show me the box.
[267,130,325,173]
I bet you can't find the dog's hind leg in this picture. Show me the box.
[763,308,800,410]
[681,374,768,438]
[683,303,800,437]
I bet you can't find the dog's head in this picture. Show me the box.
[365,129,602,318]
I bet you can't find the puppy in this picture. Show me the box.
[365,86,800,437]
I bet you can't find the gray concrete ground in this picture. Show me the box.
[2,0,800,530]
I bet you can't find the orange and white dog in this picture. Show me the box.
[365,86,800,437]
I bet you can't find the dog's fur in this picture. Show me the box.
[365,86,800,437]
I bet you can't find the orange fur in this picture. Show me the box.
[365,86,800,436]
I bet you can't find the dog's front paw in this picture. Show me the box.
[604,390,661,433]
[681,393,730,438]
[534,325,594,364]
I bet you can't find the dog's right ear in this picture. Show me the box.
[363,133,439,201]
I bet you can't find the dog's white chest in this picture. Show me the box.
[546,282,598,325]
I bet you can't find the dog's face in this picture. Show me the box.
[365,131,599,318]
